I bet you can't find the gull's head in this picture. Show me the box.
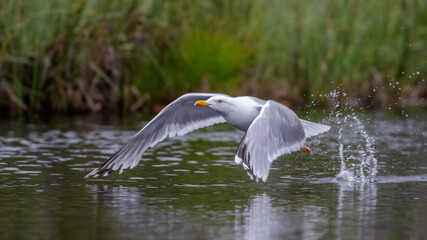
[194,95,234,113]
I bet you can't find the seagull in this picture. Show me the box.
[85,93,330,182]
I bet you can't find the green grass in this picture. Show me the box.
[167,29,249,90]
[0,0,426,117]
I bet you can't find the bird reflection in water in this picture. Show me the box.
[85,182,377,239]
[234,183,377,239]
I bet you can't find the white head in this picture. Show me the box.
[194,95,235,114]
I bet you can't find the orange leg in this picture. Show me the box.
[301,145,311,154]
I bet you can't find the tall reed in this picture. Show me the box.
[0,0,425,117]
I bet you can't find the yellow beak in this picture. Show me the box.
[194,100,211,107]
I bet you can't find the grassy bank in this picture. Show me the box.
[0,0,426,117]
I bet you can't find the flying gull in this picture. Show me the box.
[85,93,330,182]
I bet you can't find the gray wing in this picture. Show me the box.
[85,93,228,178]
[247,96,267,106]
[234,100,306,182]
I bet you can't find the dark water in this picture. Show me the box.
[0,111,426,240]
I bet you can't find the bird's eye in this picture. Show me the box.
[218,100,222,103]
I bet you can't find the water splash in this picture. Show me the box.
[335,112,377,182]
[308,88,378,182]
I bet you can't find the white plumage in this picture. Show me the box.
[85,93,330,182]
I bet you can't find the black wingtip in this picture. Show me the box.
[84,167,115,178]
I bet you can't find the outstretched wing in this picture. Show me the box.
[234,100,306,182]
[85,93,228,178]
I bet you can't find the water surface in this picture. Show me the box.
[0,111,426,239]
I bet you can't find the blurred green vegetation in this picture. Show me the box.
[0,0,426,117]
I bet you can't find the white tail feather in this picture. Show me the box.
[300,119,330,138]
